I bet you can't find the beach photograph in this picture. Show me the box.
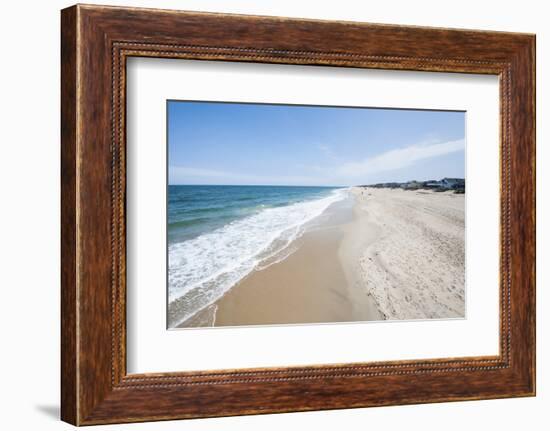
[167,101,466,329]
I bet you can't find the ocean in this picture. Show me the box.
[168,185,348,327]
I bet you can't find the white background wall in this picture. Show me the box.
[0,0,546,429]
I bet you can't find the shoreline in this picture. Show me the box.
[177,186,465,328]
[179,190,382,328]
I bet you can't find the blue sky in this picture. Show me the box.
[168,101,465,186]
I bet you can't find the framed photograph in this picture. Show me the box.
[61,4,536,425]
[165,101,466,329]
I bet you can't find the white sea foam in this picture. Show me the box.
[168,188,348,327]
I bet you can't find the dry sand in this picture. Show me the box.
[179,187,465,328]
[353,187,465,320]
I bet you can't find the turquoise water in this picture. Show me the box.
[168,185,341,244]
[167,185,348,326]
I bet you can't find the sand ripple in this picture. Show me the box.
[353,187,465,320]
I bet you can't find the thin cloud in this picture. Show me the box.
[169,166,317,186]
[170,139,464,186]
[170,167,234,179]
[334,139,464,178]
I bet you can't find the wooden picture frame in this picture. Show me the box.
[61,4,535,425]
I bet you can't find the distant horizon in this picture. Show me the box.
[168,101,465,187]
[168,183,345,187]
[168,176,465,188]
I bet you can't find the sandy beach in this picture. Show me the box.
[178,187,465,328]
[353,187,465,320]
